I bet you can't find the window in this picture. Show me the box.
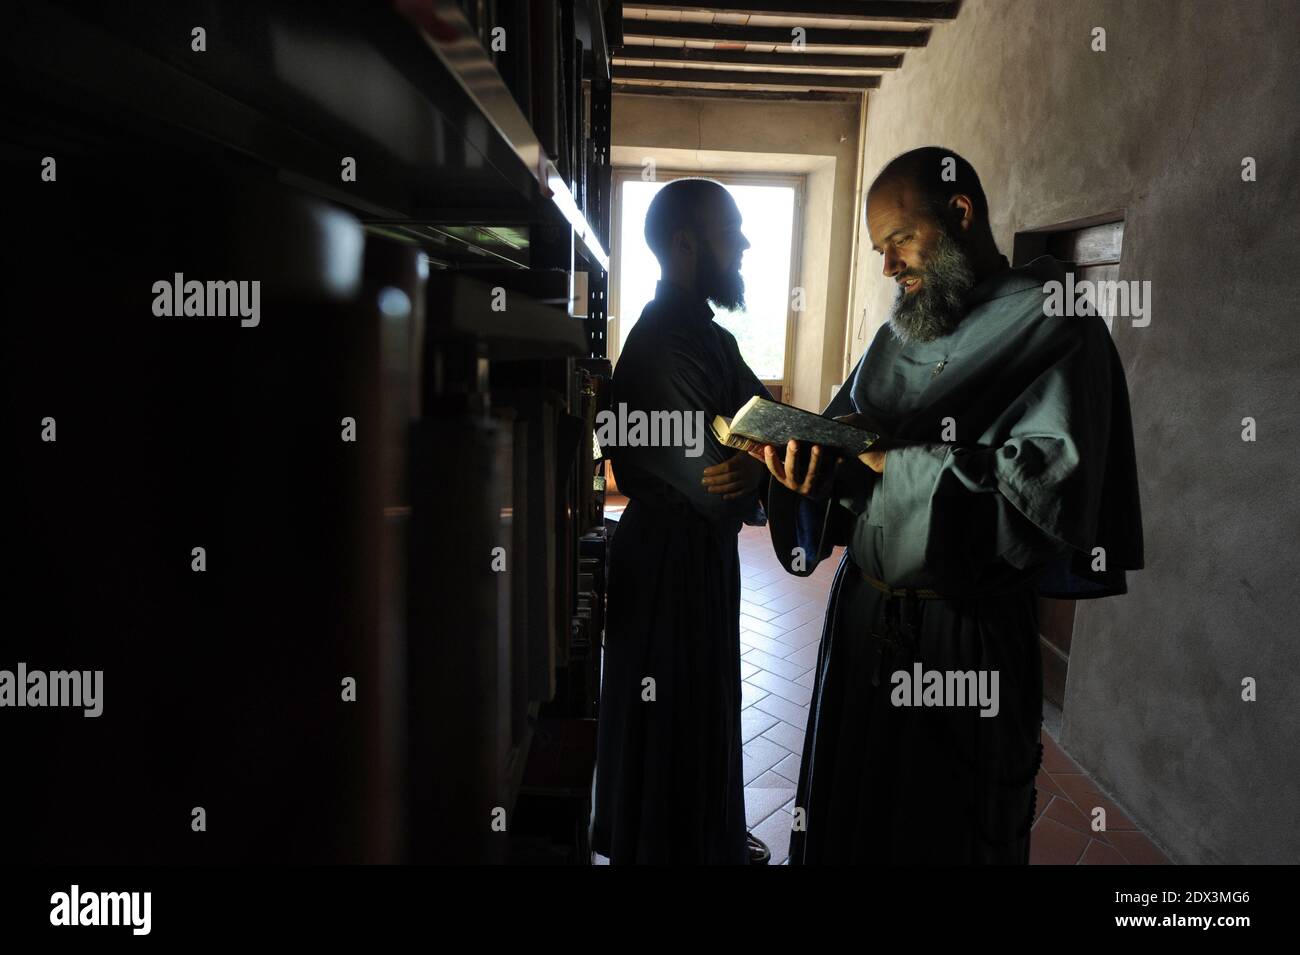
[611,171,802,390]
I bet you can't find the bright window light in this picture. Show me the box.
[616,179,796,381]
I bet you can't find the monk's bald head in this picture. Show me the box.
[866,146,989,229]
[865,148,1003,344]
[645,178,734,263]
[644,177,750,310]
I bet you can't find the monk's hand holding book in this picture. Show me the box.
[713,395,885,497]
[712,396,879,459]
[834,413,887,474]
[755,440,839,500]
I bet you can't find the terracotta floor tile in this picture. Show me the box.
[735,529,1165,870]
[1080,839,1128,865]
[743,647,807,681]
[774,620,824,650]
[1045,794,1111,843]
[783,642,821,669]
[739,600,782,622]
[750,769,796,789]
[747,668,813,707]
[1035,770,1066,799]
[750,576,809,601]
[741,706,779,744]
[762,590,819,615]
[792,581,834,601]
[1106,830,1171,865]
[739,631,789,657]
[768,602,826,631]
[761,720,806,753]
[1040,731,1083,774]
[751,806,794,865]
[745,784,796,830]
[772,752,802,783]
[746,566,789,587]
[1033,792,1053,825]
[751,694,810,729]
[740,614,790,639]
[1050,773,1138,831]
[742,737,790,784]
[1029,816,1090,865]
[809,559,842,580]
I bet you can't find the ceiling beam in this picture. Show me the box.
[613,84,861,104]
[626,1,958,21]
[613,66,880,90]
[615,46,904,71]
[620,21,931,47]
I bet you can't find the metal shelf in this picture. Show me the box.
[1,0,609,271]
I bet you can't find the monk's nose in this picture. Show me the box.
[883,250,905,279]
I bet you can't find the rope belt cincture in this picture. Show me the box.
[855,564,1043,851]
[864,575,929,688]
[855,564,1029,687]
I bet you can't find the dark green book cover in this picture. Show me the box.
[712,396,879,456]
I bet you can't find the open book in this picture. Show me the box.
[712,396,879,457]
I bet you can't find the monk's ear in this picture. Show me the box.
[948,194,977,232]
[671,226,697,261]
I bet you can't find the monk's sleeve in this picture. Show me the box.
[731,343,778,526]
[614,343,756,525]
[874,319,1117,592]
[764,370,864,577]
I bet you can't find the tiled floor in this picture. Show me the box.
[1031,730,1170,865]
[596,505,1169,865]
[732,524,1170,866]
[735,523,834,866]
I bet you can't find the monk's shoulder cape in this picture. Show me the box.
[771,255,1143,598]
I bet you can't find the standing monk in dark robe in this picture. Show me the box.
[755,148,1144,864]
[592,179,772,864]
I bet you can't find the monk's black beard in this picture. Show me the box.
[888,230,976,344]
[699,239,745,311]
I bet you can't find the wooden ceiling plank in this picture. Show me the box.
[613,66,881,89]
[615,46,904,70]
[621,21,931,47]
[626,1,957,22]
[613,83,862,103]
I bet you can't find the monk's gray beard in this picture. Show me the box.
[888,230,977,344]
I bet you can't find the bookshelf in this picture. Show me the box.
[0,0,616,863]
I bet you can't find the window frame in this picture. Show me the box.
[609,167,805,393]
